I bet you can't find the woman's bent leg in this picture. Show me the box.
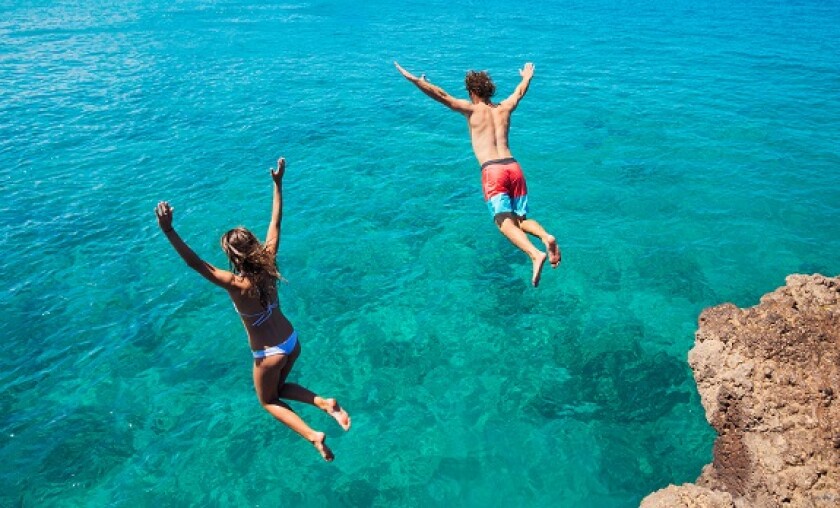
[275,339,351,431]
[278,384,352,431]
[277,339,301,387]
[253,356,334,461]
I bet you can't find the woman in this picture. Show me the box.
[155,157,350,462]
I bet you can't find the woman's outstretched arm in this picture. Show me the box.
[155,201,237,289]
[264,157,284,259]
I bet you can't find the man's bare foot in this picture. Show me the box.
[532,251,547,287]
[544,235,561,268]
[310,432,334,462]
[322,398,351,431]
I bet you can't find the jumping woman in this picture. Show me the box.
[155,157,350,461]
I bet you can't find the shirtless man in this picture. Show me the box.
[395,61,560,286]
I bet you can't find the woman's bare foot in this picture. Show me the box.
[532,251,547,287]
[544,235,561,268]
[310,432,334,462]
[321,398,351,431]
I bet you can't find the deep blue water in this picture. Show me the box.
[1,0,839,506]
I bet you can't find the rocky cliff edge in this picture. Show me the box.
[641,274,840,508]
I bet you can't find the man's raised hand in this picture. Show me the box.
[394,61,418,82]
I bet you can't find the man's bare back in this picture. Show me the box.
[394,61,533,165]
[466,103,515,165]
[394,61,560,286]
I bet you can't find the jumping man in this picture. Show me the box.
[394,61,561,286]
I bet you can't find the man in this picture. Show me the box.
[394,61,560,287]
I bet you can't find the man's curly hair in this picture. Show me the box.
[465,71,496,101]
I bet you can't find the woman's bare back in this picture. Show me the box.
[229,284,294,350]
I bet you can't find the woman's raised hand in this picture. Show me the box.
[271,157,285,184]
[155,201,174,232]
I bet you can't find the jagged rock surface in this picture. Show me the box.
[641,483,734,507]
[641,274,840,508]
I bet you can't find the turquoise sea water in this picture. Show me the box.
[2,0,839,505]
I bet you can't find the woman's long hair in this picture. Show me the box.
[220,227,280,308]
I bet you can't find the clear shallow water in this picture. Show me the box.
[2,0,839,505]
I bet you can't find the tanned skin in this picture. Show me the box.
[155,159,350,461]
[395,62,560,286]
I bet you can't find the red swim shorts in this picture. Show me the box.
[480,157,529,218]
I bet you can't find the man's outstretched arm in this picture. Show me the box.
[501,62,535,111]
[394,61,472,114]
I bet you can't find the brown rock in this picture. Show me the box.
[640,483,734,508]
[642,274,840,507]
